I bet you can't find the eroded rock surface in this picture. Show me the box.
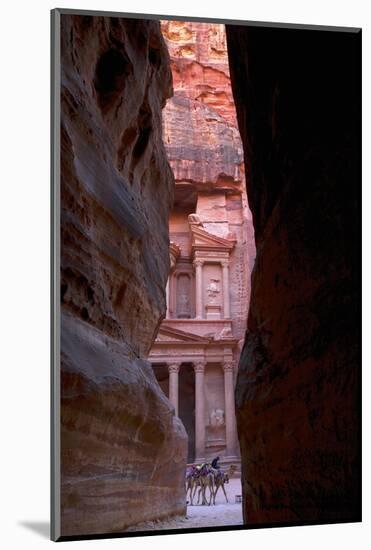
[226,25,361,524]
[60,14,187,536]
[161,21,245,193]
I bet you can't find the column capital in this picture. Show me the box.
[221,259,230,268]
[194,259,204,267]
[193,361,206,373]
[223,360,236,372]
[168,362,181,374]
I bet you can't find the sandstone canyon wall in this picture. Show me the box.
[59,14,187,537]
[226,25,361,524]
[161,20,255,344]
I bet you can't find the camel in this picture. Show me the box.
[196,469,215,505]
[211,470,229,504]
[186,466,198,505]
[186,463,235,506]
[186,464,215,505]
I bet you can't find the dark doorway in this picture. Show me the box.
[179,363,195,463]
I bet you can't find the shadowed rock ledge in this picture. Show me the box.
[60,14,187,536]
[226,25,361,524]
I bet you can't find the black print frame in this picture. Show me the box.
[51,7,362,542]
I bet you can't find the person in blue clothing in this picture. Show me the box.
[211,456,220,469]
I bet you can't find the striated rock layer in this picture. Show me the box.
[161,21,245,191]
[60,14,187,537]
[226,25,361,524]
[162,21,239,126]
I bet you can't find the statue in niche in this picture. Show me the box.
[210,408,225,428]
[179,293,189,309]
[207,408,226,447]
[207,278,220,303]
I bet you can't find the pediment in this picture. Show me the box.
[190,225,236,250]
[155,324,210,344]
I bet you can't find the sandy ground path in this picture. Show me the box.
[127,478,243,532]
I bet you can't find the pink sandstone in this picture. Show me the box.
[148,22,255,467]
[59,14,187,537]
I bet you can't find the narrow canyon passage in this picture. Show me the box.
[58,13,360,538]
[143,20,252,532]
[127,478,243,532]
[149,19,255,477]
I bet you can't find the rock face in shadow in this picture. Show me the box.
[226,25,361,524]
[60,14,187,536]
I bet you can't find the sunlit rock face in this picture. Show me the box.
[161,21,255,345]
[162,20,239,126]
[161,21,244,192]
[226,25,361,524]
[60,14,187,536]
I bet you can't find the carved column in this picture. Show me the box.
[221,260,230,318]
[194,259,204,319]
[165,278,170,319]
[194,361,206,461]
[168,363,181,416]
[223,360,237,457]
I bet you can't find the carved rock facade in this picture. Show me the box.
[149,22,255,468]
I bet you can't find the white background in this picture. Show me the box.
[0,0,369,548]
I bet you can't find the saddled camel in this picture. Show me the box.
[186,463,236,506]
[195,469,215,505]
[186,466,198,505]
[211,470,229,504]
[186,464,214,506]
